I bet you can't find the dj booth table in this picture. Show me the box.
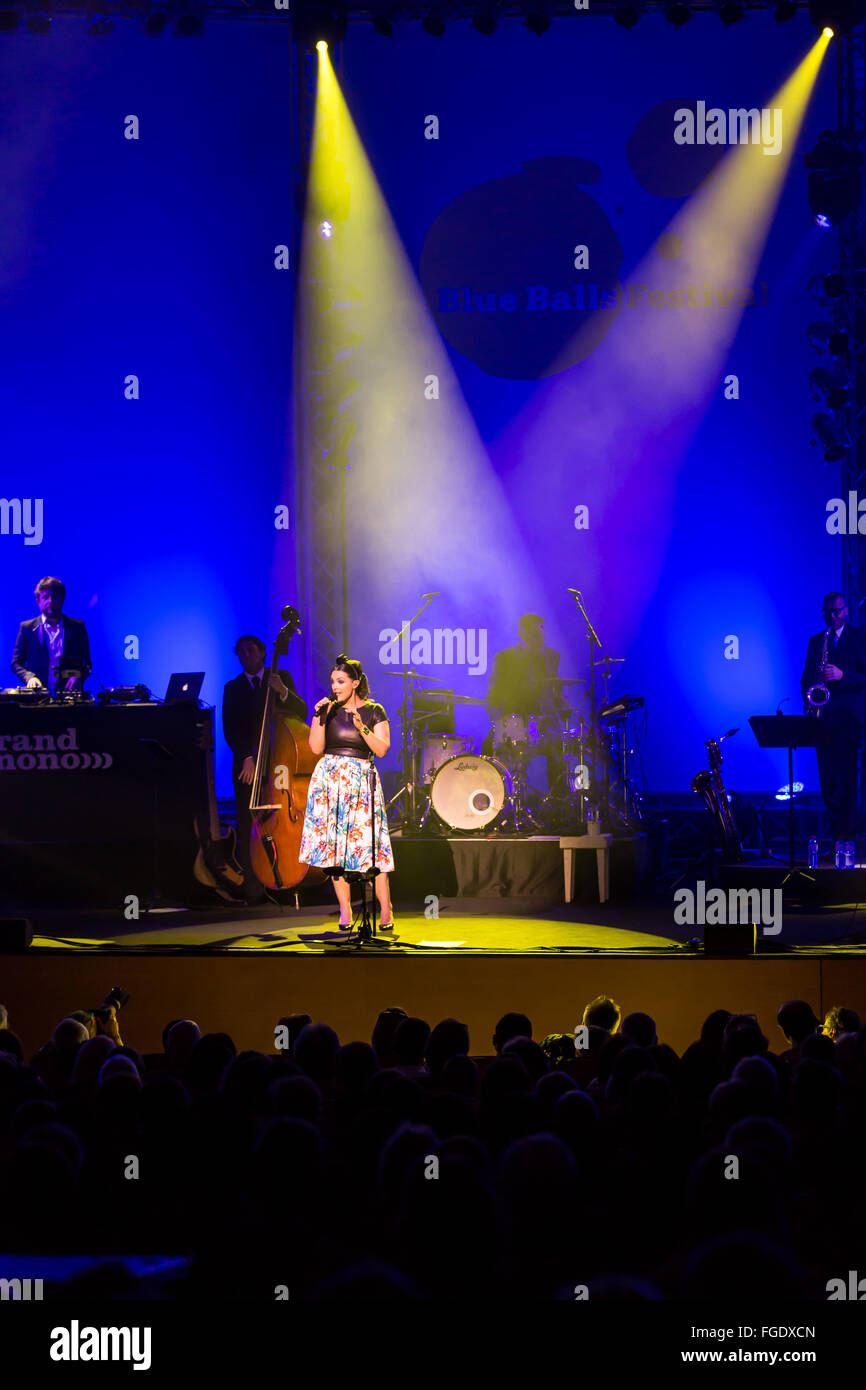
[0,701,213,907]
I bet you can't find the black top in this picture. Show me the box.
[324,700,387,758]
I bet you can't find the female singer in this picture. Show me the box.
[300,654,395,931]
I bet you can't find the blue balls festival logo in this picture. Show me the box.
[418,104,725,381]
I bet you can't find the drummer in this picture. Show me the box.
[484,614,569,794]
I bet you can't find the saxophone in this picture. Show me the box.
[691,728,743,858]
[806,626,832,717]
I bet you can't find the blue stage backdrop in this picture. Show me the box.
[0,16,840,799]
[0,26,297,796]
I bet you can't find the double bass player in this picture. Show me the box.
[222,634,307,901]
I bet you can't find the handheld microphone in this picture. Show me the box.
[317,696,336,725]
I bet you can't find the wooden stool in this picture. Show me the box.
[559,834,614,904]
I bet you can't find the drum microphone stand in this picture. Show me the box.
[385,592,437,835]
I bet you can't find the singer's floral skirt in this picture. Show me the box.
[299,754,394,874]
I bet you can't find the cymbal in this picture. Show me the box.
[537,676,586,686]
[452,695,485,706]
[382,669,439,681]
[597,656,625,665]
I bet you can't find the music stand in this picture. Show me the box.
[749,714,820,875]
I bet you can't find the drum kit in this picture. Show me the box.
[384,664,646,837]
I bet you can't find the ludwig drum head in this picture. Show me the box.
[430,754,509,831]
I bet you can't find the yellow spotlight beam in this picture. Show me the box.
[547,29,832,402]
[492,32,832,651]
[298,48,545,644]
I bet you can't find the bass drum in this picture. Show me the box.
[430,753,512,831]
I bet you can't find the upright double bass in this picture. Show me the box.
[248,605,323,891]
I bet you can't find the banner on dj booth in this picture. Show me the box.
[0,702,214,906]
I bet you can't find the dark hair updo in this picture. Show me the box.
[333,654,370,700]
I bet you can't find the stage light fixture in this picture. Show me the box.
[25,12,51,32]
[613,4,639,27]
[0,9,20,30]
[808,169,862,228]
[472,13,497,35]
[320,220,333,238]
[174,14,204,35]
[805,132,862,229]
[808,321,848,357]
[142,9,170,33]
[773,0,796,18]
[808,1,865,37]
[718,2,744,24]
[372,15,393,35]
[422,14,445,36]
[811,411,850,462]
[524,11,551,36]
[293,1,347,48]
[808,270,847,304]
[665,2,692,27]
[822,271,845,299]
[809,366,850,411]
[316,38,327,48]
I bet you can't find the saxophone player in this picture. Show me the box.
[800,593,866,850]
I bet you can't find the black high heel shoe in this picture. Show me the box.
[378,917,395,932]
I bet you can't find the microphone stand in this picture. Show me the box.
[389,592,437,835]
[335,741,393,952]
[568,589,603,822]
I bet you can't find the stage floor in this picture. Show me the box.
[8,891,866,1063]
[21,892,866,955]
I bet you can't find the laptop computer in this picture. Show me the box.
[164,672,205,704]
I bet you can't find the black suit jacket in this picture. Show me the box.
[12,615,92,686]
[222,668,308,770]
[800,624,866,729]
[486,643,564,716]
